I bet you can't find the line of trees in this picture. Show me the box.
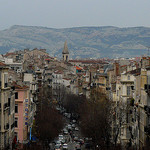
[24,83,64,150]
[61,88,123,149]
[79,89,112,149]
[61,88,113,149]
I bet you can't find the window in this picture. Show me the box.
[128,75,130,80]
[15,118,18,127]
[117,90,119,96]
[15,92,18,99]
[8,98,10,106]
[127,86,130,96]
[15,104,18,113]
[4,74,8,88]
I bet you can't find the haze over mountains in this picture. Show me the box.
[0,25,150,58]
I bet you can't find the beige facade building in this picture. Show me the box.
[0,62,15,149]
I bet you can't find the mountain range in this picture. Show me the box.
[0,25,150,58]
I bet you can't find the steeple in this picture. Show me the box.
[62,41,69,62]
[62,41,69,54]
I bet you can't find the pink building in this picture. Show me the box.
[14,84,29,143]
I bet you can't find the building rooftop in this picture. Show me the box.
[0,62,6,66]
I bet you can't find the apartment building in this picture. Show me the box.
[14,83,30,145]
[0,62,15,149]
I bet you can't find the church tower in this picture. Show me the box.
[62,41,69,62]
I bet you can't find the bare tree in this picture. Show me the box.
[79,88,112,149]
[63,93,86,119]
[32,83,64,149]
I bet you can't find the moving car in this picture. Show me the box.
[59,134,64,141]
[55,144,61,150]
[61,138,66,144]
[63,129,68,135]
[63,143,68,150]
[56,140,61,148]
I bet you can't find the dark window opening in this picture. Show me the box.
[15,92,18,99]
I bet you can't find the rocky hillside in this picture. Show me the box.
[0,25,150,58]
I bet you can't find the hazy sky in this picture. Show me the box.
[0,0,150,30]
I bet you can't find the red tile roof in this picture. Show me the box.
[75,66,82,70]
[4,53,16,57]
[0,62,6,66]
[45,58,51,61]
[69,59,108,64]
[63,78,71,80]
[12,82,29,90]
[54,70,63,74]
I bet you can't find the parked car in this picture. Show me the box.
[67,124,72,131]
[67,124,71,128]
[75,143,81,150]
[63,129,68,135]
[74,136,78,141]
[72,119,76,123]
[64,113,68,117]
[85,142,92,149]
[75,127,79,131]
[61,138,66,144]
[79,139,84,145]
[72,124,75,128]
[66,113,71,119]
[56,107,61,111]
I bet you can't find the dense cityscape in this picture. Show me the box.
[0,41,150,150]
